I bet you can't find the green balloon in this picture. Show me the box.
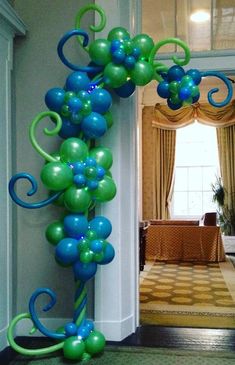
[60,138,88,163]
[130,61,154,86]
[103,111,113,129]
[85,331,105,355]
[41,162,73,191]
[107,27,130,41]
[63,337,85,360]
[93,176,116,202]
[84,166,97,179]
[64,186,91,213]
[89,147,113,170]
[104,63,128,88]
[45,221,65,245]
[94,252,104,263]
[80,249,94,264]
[132,34,154,59]
[169,81,179,95]
[190,85,199,97]
[86,230,98,241]
[123,39,134,55]
[78,237,90,251]
[89,39,111,66]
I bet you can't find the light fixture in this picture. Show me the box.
[190,10,210,23]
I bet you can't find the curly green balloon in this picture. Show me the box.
[7,313,64,356]
[149,38,191,82]
[75,4,106,52]
[29,111,62,163]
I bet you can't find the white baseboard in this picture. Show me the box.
[94,314,135,342]
[0,327,8,351]
[9,315,134,342]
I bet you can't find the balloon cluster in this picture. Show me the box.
[63,327,105,361]
[41,139,116,213]
[7,2,233,363]
[157,65,202,110]
[88,27,155,93]
[45,71,113,139]
[46,214,115,281]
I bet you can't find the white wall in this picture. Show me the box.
[12,0,95,334]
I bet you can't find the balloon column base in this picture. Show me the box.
[7,312,106,362]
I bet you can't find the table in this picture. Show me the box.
[146,225,226,262]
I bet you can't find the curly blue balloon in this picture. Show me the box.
[29,288,66,340]
[57,29,103,73]
[201,71,233,107]
[9,173,64,209]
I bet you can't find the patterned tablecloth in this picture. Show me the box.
[146,225,226,262]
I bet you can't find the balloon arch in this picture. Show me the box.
[7,3,233,362]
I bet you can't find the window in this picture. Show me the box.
[142,0,235,53]
[171,122,219,218]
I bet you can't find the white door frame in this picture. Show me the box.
[94,0,141,341]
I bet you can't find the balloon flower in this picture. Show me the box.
[45,71,113,139]
[7,2,234,363]
[40,138,116,213]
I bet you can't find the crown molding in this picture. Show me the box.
[0,0,26,35]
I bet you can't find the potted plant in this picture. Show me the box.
[212,176,235,236]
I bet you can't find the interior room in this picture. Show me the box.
[1,0,235,364]
[139,0,235,330]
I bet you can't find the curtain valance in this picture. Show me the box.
[147,100,235,130]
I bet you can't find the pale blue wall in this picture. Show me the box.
[12,0,95,331]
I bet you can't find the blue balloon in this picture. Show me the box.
[65,72,90,93]
[179,86,191,101]
[67,97,83,113]
[58,118,81,139]
[157,81,170,99]
[55,238,79,265]
[88,216,112,239]
[167,65,185,82]
[114,80,136,98]
[65,322,77,336]
[90,89,112,114]
[45,88,65,112]
[81,112,107,139]
[64,214,88,238]
[186,69,202,85]
[124,56,136,70]
[167,98,182,110]
[84,320,94,332]
[77,325,90,339]
[112,49,126,64]
[192,93,200,103]
[89,239,104,253]
[99,243,115,265]
[73,261,97,281]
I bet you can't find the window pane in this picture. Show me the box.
[142,0,176,52]
[172,122,219,218]
[173,192,188,215]
[188,167,202,191]
[203,192,217,212]
[213,0,235,50]
[188,192,202,215]
[174,168,188,191]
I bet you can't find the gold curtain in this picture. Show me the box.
[153,128,176,219]
[217,126,235,212]
[142,107,176,220]
[152,100,235,130]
